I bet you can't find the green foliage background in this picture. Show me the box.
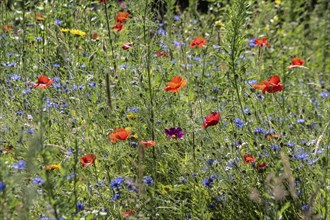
[0,0,329,219]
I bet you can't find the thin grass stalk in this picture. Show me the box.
[143,0,156,161]
[73,138,78,213]
[103,1,117,110]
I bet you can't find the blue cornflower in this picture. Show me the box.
[81,64,86,69]
[32,176,45,186]
[174,40,181,47]
[249,38,256,47]
[174,15,180,21]
[320,91,329,98]
[110,193,120,201]
[76,201,85,211]
[121,65,127,70]
[53,63,60,68]
[302,204,309,212]
[12,160,26,170]
[110,177,125,189]
[270,144,280,151]
[0,181,6,192]
[202,177,214,188]
[88,82,96,87]
[16,110,24,116]
[207,159,215,166]
[297,119,305,124]
[22,88,31,95]
[243,108,251,115]
[35,37,43,41]
[157,29,166,36]
[11,74,21,81]
[127,107,139,113]
[143,176,154,186]
[2,62,16,67]
[54,20,62,25]
[294,148,309,160]
[180,177,187,183]
[26,128,35,134]
[233,118,244,128]
[66,173,75,180]
[287,142,296,148]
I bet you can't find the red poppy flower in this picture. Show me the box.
[243,153,256,164]
[255,162,266,173]
[32,75,54,89]
[109,128,131,143]
[190,36,207,48]
[140,140,156,148]
[254,38,269,47]
[287,57,306,69]
[122,42,133,50]
[202,112,220,129]
[116,11,130,23]
[122,209,135,217]
[112,23,124,32]
[99,0,107,2]
[80,153,96,167]
[253,75,283,94]
[164,76,187,93]
[3,25,12,32]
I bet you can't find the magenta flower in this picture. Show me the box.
[164,127,186,139]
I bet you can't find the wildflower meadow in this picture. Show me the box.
[0,0,329,219]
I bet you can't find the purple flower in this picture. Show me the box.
[76,201,84,211]
[110,193,120,201]
[254,127,265,134]
[143,176,154,186]
[164,127,186,139]
[11,74,21,81]
[54,20,62,25]
[110,177,125,189]
[233,118,244,128]
[202,177,214,188]
[174,15,180,21]
[12,160,26,170]
[35,37,43,41]
[0,181,6,192]
[32,176,45,186]
[249,38,256,47]
[180,177,187,183]
[297,119,305,124]
[287,142,296,148]
[320,92,328,98]
[157,28,166,36]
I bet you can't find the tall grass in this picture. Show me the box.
[0,0,329,219]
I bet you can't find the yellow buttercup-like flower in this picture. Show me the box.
[61,28,70,33]
[275,0,281,5]
[45,164,61,171]
[69,29,87,37]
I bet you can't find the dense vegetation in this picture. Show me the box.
[0,0,329,219]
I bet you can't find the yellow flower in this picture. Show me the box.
[127,112,137,119]
[275,0,281,5]
[214,20,222,27]
[45,164,61,171]
[69,29,87,37]
[61,28,70,33]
